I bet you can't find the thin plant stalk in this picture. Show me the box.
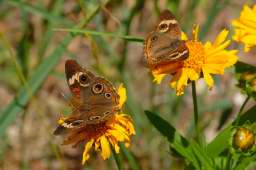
[191,81,200,143]
[118,0,144,73]
[235,95,250,125]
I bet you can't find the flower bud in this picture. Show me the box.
[232,127,255,151]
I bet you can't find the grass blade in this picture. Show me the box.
[0,35,72,137]
[53,28,144,43]
[120,143,140,170]
[0,3,103,137]
[8,0,71,26]
[199,0,229,39]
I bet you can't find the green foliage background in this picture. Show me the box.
[0,0,255,170]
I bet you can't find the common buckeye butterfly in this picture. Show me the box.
[144,10,189,72]
[54,60,120,135]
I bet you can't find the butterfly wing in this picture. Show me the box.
[156,10,182,38]
[144,10,189,69]
[145,32,188,66]
[54,60,119,135]
[77,77,120,124]
[65,59,95,98]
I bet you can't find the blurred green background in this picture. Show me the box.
[0,0,255,169]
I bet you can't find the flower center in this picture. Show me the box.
[184,40,205,72]
[85,122,109,139]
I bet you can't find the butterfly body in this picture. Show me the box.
[54,60,119,135]
[144,10,189,71]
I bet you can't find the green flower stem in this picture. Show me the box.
[235,96,250,125]
[191,81,200,143]
[112,147,124,170]
[225,96,250,169]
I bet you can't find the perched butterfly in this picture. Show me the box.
[144,10,189,72]
[54,60,120,135]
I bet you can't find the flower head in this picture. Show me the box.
[232,127,255,151]
[232,5,256,52]
[153,25,238,95]
[57,84,135,164]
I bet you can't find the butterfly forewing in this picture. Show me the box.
[144,10,189,69]
[65,60,95,98]
[156,10,181,37]
[78,77,120,124]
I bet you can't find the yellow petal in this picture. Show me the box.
[82,139,94,164]
[152,71,166,84]
[241,5,256,21]
[107,136,120,154]
[192,24,199,40]
[57,116,67,125]
[232,20,256,33]
[203,64,225,74]
[202,68,214,88]
[205,40,231,57]
[187,68,200,80]
[177,69,188,91]
[114,144,120,153]
[95,138,100,151]
[100,136,111,160]
[118,84,127,108]
[232,5,256,52]
[181,31,188,40]
[116,114,136,135]
[213,29,229,46]
[125,142,131,148]
[252,4,256,13]
[108,124,129,140]
[108,128,129,142]
[232,28,244,41]
[244,44,251,52]
[126,121,136,135]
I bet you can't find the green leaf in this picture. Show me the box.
[238,104,256,125]
[235,61,256,74]
[206,105,256,157]
[217,107,233,130]
[190,141,215,170]
[145,110,215,169]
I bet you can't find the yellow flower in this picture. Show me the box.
[232,5,256,52]
[57,84,135,164]
[153,25,238,95]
